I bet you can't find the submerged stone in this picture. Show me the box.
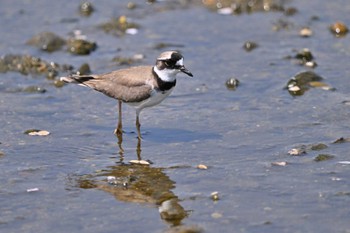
[23,86,47,93]
[314,154,335,162]
[99,16,140,36]
[27,32,66,52]
[77,63,91,75]
[203,0,287,14]
[153,42,184,50]
[310,143,328,151]
[333,137,350,144]
[286,71,334,96]
[67,38,97,55]
[112,55,143,66]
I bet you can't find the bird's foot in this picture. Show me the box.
[113,128,123,137]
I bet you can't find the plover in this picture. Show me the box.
[60,51,193,140]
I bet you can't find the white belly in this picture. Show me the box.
[127,88,174,113]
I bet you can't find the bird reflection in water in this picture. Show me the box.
[115,128,142,163]
[75,164,188,227]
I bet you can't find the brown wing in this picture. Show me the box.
[76,66,155,103]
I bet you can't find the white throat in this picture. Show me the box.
[153,66,179,82]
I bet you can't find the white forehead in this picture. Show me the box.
[176,58,184,66]
[158,51,174,60]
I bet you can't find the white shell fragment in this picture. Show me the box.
[107,176,116,184]
[338,161,350,165]
[197,164,208,170]
[271,161,288,166]
[25,129,50,136]
[27,188,39,193]
[126,28,138,35]
[28,130,50,136]
[129,160,150,165]
[217,7,233,15]
[299,27,313,37]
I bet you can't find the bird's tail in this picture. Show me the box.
[60,75,95,86]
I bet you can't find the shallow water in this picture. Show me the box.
[1,0,350,232]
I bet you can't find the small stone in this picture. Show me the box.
[329,21,348,37]
[197,164,208,170]
[211,191,220,201]
[53,80,65,88]
[225,77,240,90]
[243,41,258,52]
[79,2,94,16]
[67,38,97,55]
[299,27,313,37]
[288,148,306,156]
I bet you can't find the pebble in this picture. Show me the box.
[211,191,220,201]
[329,21,348,36]
[225,77,240,90]
[243,41,258,52]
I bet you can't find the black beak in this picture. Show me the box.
[180,66,193,77]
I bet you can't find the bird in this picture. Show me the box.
[60,51,193,140]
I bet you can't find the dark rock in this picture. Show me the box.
[79,2,94,16]
[225,77,240,90]
[243,41,258,52]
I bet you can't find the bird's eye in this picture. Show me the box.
[165,61,176,68]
